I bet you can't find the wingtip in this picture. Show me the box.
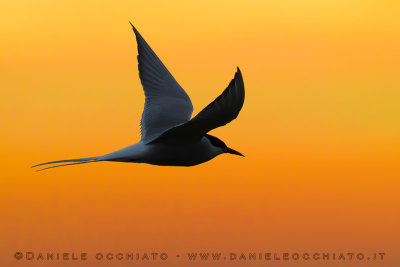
[236,67,243,79]
[129,21,139,34]
[235,67,243,80]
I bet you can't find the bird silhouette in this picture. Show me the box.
[32,23,245,171]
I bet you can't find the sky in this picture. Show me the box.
[1,0,399,266]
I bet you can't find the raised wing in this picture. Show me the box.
[150,67,245,143]
[130,22,193,143]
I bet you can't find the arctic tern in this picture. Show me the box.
[32,23,245,171]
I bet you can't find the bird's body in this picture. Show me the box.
[102,135,221,166]
[32,23,245,171]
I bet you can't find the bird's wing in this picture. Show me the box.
[150,67,245,143]
[130,23,193,143]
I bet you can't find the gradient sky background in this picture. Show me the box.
[1,0,399,266]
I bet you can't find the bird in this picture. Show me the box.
[32,22,245,171]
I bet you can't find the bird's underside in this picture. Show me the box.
[32,23,245,171]
[101,135,226,167]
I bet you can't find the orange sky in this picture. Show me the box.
[1,0,399,266]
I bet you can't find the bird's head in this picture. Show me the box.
[205,134,244,157]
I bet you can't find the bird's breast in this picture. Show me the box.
[141,139,216,166]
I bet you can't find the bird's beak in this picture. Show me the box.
[225,147,245,157]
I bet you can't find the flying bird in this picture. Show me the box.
[32,23,245,171]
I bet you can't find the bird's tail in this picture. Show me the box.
[31,156,101,172]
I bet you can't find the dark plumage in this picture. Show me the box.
[32,23,245,171]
